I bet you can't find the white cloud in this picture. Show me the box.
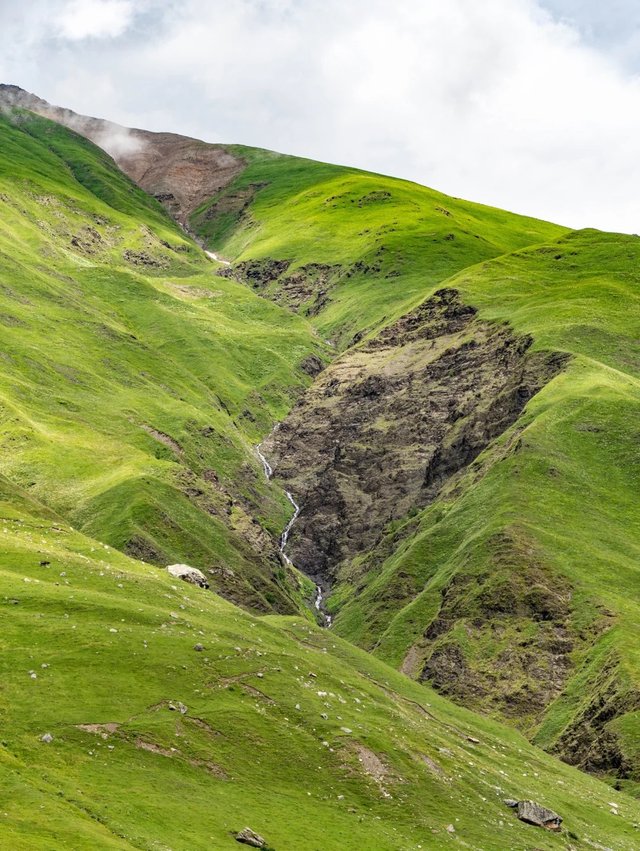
[56,0,134,40]
[1,0,640,232]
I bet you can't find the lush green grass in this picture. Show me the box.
[2,483,640,850]
[2,102,640,846]
[0,111,327,614]
[327,230,640,784]
[192,145,567,346]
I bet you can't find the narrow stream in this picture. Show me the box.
[256,440,331,627]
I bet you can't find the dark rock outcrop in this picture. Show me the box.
[231,260,343,315]
[416,543,587,723]
[550,659,640,778]
[262,289,568,582]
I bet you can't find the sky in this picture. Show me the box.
[1,0,640,233]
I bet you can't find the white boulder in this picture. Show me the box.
[166,563,209,589]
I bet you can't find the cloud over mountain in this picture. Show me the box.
[1,0,640,232]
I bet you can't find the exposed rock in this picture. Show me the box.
[166,563,209,589]
[417,543,592,726]
[514,800,562,831]
[193,643,205,652]
[123,249,168,268]
[232,259,291,292]
[76,723,120,739]
[263,289,568,582]
[235,827,267,848]
[40,732,53,743]
[141,424,184,457]
[231,260,343,314]
[0,85,244,226]
[550,657,640,777]
[300,354,324,377]
[125,535,165,565]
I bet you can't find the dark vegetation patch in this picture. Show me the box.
[230,259,345,315]
[123,248,168,268]
[551,660,640,779]
[417,534,599,727]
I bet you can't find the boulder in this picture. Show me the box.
[166,564,209,589]
[235,827,267,848]
[515,800,562,831]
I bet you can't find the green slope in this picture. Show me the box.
[1,481,639,850]
[1,95,640,847]
[329,229,640,785]
[191,145,567,346]
[0,110,326,615]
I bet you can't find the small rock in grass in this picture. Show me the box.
[466,736,480,744]
[514,800,563,831]
[235,826,266,847]
[193,643,205,652]
[504,799,519,808]
[41,733,53,743]
[446,824,455,833]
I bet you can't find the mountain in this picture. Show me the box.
[0,86,639,848]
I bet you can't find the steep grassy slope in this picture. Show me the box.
[191,145,567,346]
[0,109,325,614]
[2,480,640,850]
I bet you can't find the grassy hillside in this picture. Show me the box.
[2,479,640,850]
[191,145,567,346]
[0,110,328,615]
[2,95,640,846]
[191,143,640,788]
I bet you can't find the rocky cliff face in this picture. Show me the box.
[262,288,568,583]
[0,84,243,224]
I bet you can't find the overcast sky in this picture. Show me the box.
[1,0,640,233]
